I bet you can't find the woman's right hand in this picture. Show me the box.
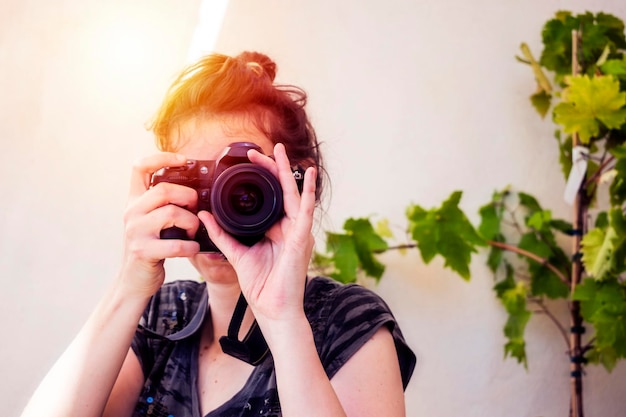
[118,152,201,297]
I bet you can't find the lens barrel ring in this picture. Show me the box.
[210,164,284,236]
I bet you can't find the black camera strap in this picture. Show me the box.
[219,292,269,366]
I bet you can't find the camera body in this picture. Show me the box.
[151,142,303,253]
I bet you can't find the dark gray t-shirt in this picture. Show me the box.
[131,276,416,417]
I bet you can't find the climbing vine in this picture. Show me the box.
[313,11,626,417]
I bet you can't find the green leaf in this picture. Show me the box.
[582,228,616,280]
[555,131,573,181]
[531,90,552,118]
[530,268,569,299]
[519,42,553,94]
[486,234,505,273]
[595,212,609,228]
[406,204,436,263]
[344,218,388,281]
[595,12,626,51]
[325,232,359,283]
[525,209,570,266]
[581,209,626,279]
[517,232,548,256]
[500,280,529,314]
[479,189,509,272]
[553,75,626,144]
[581,14,625,65]
[549,219,574,234]
[527,210,552,231]
[610,160,626,206]
[609,210,626,273]
[493,262,515,298]
[478,202,501,241]
[611,144,626,159]
[504,339,528,367]
[406,191,484,280]
[374,218,394,239]
[539,11,578,77]
[518,232,569,298]
[540,12,626,81]
[586,345,619,372]
[518,42,552,118]
[574,277,626,370]
[594,308,626,357]
[609,145,626,206]
[602,57,626,79]
[518,192,543,212]
[574,278,621,318]
[322,217,390,283]
[495,274,531,367]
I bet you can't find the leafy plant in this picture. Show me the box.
[313,11,626,417]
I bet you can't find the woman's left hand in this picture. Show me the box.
[197,143,317,325]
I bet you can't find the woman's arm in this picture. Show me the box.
[102,349,145,417]
[19,283,151,417]
[21,152,200,417]
[266,319,406,417]
[331,327,406,416]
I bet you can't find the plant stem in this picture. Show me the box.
[384,240,571,288]
[376,243,417,253]
[570,28,584,417]
[583,154,615,189]
[530,298,570,348]
[486,240,569,285]
[582,338,596,354]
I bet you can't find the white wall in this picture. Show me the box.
[0,0,203,413]
[3,1,626,416]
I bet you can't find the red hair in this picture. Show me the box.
[149,51,324,200]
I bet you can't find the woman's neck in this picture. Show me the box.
[205,280,255,340]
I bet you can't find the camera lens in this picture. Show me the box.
[211,164,283,237]
[230,183,264,215]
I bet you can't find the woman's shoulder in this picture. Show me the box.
[304,276,393,319]
[304,276,416,388]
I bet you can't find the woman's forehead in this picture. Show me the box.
[169,114,275,158]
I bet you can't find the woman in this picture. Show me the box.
[21,51,415,417]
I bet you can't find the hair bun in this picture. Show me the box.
[237,51,277,82]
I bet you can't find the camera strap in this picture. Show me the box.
[219,292,269,366]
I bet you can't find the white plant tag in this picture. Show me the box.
[564,146,589,205]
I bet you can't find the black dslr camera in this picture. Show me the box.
[151,142,303,253]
